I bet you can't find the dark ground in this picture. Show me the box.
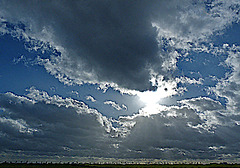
[1,163,240,168]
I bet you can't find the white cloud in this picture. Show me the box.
[5,92,36,104]
[209,146,226,151]
[176,76,204,85]
[104,100,127,111]
[152,0,240,45]
[24,87,120,135]
[0,117,38,134]
[121,104,128,111]
[209,44,240,115]
[86,95,96,102]
[179,97,224,112]
[179,97,237,132]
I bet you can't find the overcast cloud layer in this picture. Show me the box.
[1,0,240,162]
[1,89,240,160]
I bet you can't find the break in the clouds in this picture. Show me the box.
[1,0,240,163]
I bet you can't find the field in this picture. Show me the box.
[1,163,240,168]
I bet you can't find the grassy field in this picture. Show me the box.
[1,163,240,168]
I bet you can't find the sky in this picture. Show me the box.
[0,0,240,163]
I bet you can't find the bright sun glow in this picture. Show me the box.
[138,88,165,106]
[137,81,177,116]
[138,84,176,106]
[137,87,170,116]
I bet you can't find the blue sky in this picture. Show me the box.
[1,0,240,163]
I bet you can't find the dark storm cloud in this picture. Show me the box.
[0,0,197,91]
[1,0,238,91]
[0,0,153,91]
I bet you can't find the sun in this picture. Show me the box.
[137,87,172,116]
[137,88,167,106]
[136,80,178,116]
[137,81,177,107]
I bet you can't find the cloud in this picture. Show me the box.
[0,89,131,158]
[209,44,240,115]
[104,100,127,111]
[1,0,240,162]
[0,117,38,135]
[86,95,96,102]
[180,97,224,112]
[1,88,240,160]
[119,97,240,159]
[176,76,204,85]
[0,0,239,92]
[179,97,234,132]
